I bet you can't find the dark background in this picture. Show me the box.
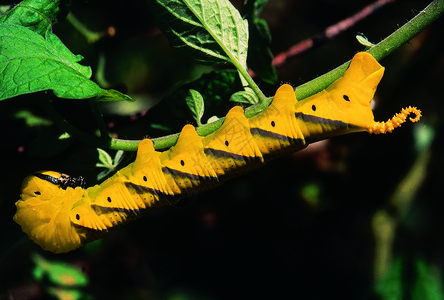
[1,1,443,299]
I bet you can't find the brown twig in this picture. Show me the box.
[251,0,395,77]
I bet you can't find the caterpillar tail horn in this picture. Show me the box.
[366,106,422,134]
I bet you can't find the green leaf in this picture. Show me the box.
[356,33,375,47]
[96,148,125,181]
[0,24,106,101]
[96,148,125,169]
[0,0,70,36]
[58,132,71,140]
[207,115,220,123]
[186,89,205,126]
[96,148,114,169]
[95,89,135,102]
[151,0,249,68]
[113,150,125,167]
[242,0,277,84]
[230,89,257,104]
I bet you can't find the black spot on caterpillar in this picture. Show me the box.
[13,53,422,253]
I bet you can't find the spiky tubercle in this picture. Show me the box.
[367,106,422,134]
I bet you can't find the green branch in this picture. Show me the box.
[367,0,444,60]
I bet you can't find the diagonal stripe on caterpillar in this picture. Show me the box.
[13,52,421,253]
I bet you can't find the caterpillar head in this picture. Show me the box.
[14,171,87,253]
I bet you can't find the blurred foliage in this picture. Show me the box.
[1,0,443,299]
[31,253,92,299]
[375,256,443,300]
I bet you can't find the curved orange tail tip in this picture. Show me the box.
[367,106,422,134]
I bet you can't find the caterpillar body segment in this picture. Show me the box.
[14,52,422,253]
[203,106,265,178]
[250,84,307,159]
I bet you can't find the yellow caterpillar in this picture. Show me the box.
[13,52,421,253]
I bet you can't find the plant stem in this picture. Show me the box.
[367,0,444,60]
[237,64,267,102]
